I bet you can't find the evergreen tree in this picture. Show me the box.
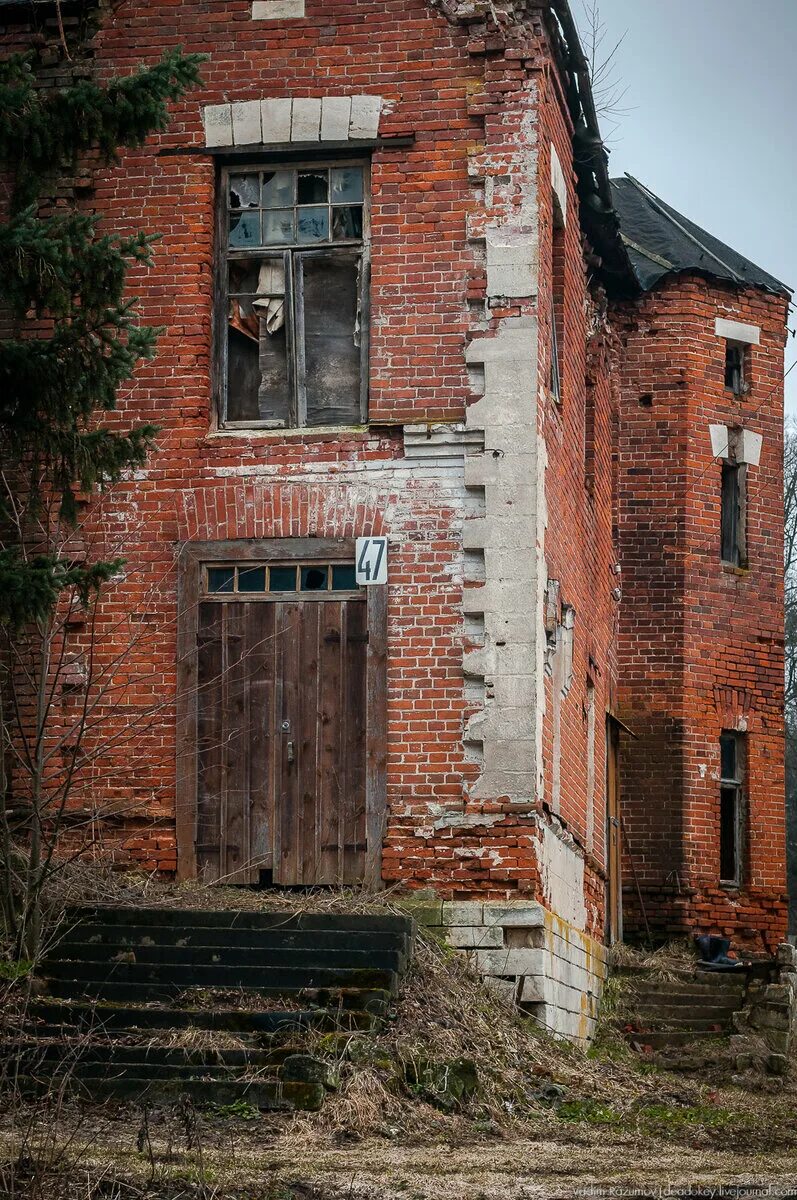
[0,32,203,955]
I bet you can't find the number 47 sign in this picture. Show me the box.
[356,536,388,585]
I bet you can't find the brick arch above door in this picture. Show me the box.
[175,482,395,544]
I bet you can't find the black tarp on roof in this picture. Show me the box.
[610,175,790,297]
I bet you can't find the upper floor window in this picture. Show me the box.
[724,340,748,396]
[219,161,369,429]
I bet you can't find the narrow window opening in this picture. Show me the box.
[550,193,565,404]
[720,458,747,566]
[719,731,745,886]
[724,341,748,396]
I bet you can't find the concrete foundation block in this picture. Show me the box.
[482,902,546,928]
[474,948,545,977]
[483,976,519,1004]
[776,943,797,969]
[399,899,443,927]
[446,925,503,950]
[442,901,484,926]
[519,975,545,1004]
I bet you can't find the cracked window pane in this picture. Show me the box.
[332,205,363,240]
[263,209,295,245]
[330,167,363,204]
[262,170,294,208]
[297,206,329,243]
[229,174,260,209]
[297,170,328,205]
[229,211,260,248]
[301,566,328,591]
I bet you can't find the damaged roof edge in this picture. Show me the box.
[611,175,792,299]
[544,0,639,298]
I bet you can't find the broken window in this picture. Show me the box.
[204,561,361,596]
[724,341,748,395]
[550,193,565,404]
[719,731,745,885]
[720,458,747,566]
[220,163,369,428]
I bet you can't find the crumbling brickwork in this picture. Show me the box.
[3,0,788,1036]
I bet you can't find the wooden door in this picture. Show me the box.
[195,594,367,886]
[273,599,367,885]
[606,716,623,943]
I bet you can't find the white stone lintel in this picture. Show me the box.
[715,317,760,345]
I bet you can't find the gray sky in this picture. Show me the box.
[574,0,797,414]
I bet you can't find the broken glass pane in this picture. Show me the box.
[297,170,328,205]
[300,252,361,426]
[262,170,294,208]
[238,567,267,593]
[207,567,235,594]
[331,564,358,590]
[229,174,260,209]
[332,206,363,240]
[330,167,363,204]
[269,566,297,592]
[297,207,329,243]
[263,209,295,245]
[229,211,260,248]
[301,565,328,591]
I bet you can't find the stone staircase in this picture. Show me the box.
[7,906,414,1110]
[616,965,748,1065]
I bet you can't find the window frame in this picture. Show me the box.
[724,339,748,396]
[719,730,746,887]
[214,157,371,431]
[720,457,748,567]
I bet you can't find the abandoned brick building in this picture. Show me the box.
[5,0,789,1041]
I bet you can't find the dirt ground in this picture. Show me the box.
[2,1099,797,1200]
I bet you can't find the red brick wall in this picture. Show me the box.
[616,277,788,951]
[534,68,620,937]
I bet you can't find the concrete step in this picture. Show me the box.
[628,978,745,997]
[65,906,414,937]
[28,998,382,1034]
[54,923,410,956]
[622,1015,732,1032]
[628,997,740,1015]
[44,941,406,974]
[624,1028,727,1049]
[41,960,397,995]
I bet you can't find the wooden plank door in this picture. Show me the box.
[606,716,623,944]
[196,601,275,884]
[273,598,368,885]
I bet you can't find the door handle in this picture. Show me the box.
[287,740,295,764]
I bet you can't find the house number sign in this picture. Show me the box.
[355,537,388,585]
